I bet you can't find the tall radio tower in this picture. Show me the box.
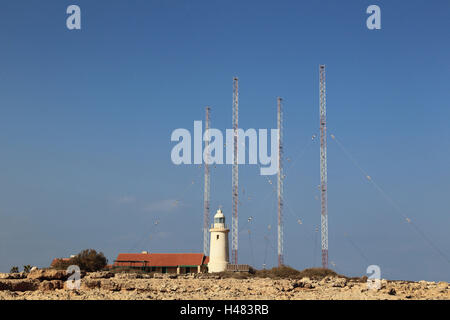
[277,97,284,267]
[203,106,211,256]
[232,77,239,265]
[319,65,329,269]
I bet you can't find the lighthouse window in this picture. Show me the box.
[216,235,219,240]
[214,217,225,224]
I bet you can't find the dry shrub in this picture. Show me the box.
[52,249,107,272]
[203,266,345,280]
[254,266,341,280]
[297,267,339,280]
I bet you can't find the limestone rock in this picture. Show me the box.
[39,280,64,291]
[0,279,39,292]
[388,288,396,295]
[86,271,115,279]
[0,272,448,300]
[100,280,121,292]
[115,273,142,280]
[82,279,101,289]
[28,269,68,281]
[331,277,348,288]
[0,273,27,280]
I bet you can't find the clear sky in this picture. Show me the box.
[0,0,449,281]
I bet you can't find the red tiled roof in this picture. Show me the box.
[114,253,209,267]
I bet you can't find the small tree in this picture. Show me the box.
[23,265,32,273]
[52,259,72,270]
[52,249,108,272]
[72,249,107,272]
[10,266,19,273]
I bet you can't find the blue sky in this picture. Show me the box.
[0,0,449,281]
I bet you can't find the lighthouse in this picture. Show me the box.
[208,208,230,273]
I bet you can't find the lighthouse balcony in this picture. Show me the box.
[210,223,228,229]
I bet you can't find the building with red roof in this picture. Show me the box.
[113,252,209,274]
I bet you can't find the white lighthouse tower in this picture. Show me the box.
[208,208,230,273]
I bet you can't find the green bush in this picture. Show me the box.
[52,249,107,272]
[23,265,32,273]
[73,249,107,272]
[205,266,344,280]
[297,267,339,280]
[254,266,340,280]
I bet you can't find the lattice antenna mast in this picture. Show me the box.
[277,97,284,267]
[319,65,329,269]
[203,106,211,256]
[232,77,239,265]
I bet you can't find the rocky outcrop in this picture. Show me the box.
[0,271,448,300]
[0,272,27,280]
[39,280,64,291]
[27,269,68,281]
[0,279,39,292]
[84,271,115,280]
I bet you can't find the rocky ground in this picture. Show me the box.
[0,269,448,300]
